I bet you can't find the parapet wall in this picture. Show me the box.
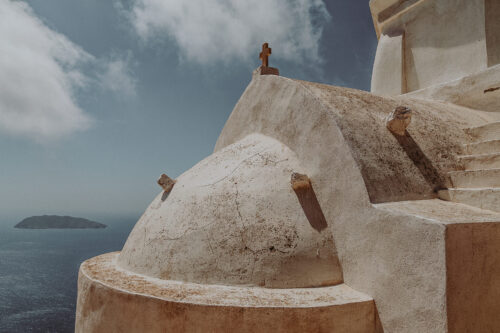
[216,75,486,203]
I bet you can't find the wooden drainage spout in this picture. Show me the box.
[291,173,328,232]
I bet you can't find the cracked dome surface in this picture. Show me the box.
[117,133,343,288]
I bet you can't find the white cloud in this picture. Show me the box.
[0,0,93,141]
[130,0,330,65]
[98,54,137,97]
[0,0,137,142]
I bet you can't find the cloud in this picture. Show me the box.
[0,0,136,142]
[129,0,330,65]
[98,54,137,97]
[0,0,93,141]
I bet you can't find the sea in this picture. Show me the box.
[0,216,138,333]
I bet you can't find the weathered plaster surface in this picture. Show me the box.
[376,199,500,224]
[118,133,343,288]
[76,253,375,333]
[376,200,500,332]
[403,0,486,92]
[440,188,500,213]
[213,74,500,332]
[371,32,405,95]
[370,0,497,94]
[224,76,480,203]
[446,223,500,332]
[486,0,500,67]
[406,65,500,113]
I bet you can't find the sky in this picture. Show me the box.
[0,0,377,222]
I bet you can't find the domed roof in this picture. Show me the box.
[117,133,343,288]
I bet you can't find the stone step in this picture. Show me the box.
[463,140,500,155]
[449,168,500,188]
[464,122,500,142]
[459,152,500,171]
[438,188,500,213]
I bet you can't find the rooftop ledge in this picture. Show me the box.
[375,199,500,225]
[80,252,373,308]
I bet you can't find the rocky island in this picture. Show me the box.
[15,215,106,229]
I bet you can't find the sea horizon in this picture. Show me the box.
[0,215,139,332]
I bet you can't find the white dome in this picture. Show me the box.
[118,133,343,288]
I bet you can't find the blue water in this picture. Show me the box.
[0,217,137,332]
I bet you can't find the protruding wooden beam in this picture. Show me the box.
[387,106,412,136]
[291,173,328,232]
[157,174,176,193]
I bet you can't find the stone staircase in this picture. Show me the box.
[439,121,500,212]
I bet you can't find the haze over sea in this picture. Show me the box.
[0,216,137,332]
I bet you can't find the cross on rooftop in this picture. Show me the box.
[259,43,272,67]
[256,42,279,76]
